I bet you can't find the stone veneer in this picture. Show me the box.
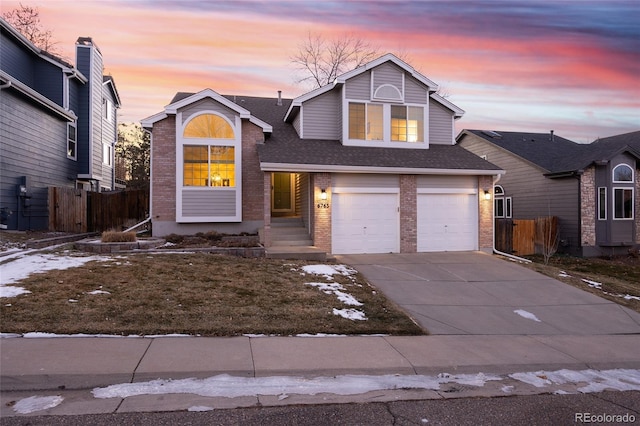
[400,175,417,252]
[478,175,494,251]
[580,166,596,247]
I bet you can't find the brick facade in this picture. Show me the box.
[400,175,417,253]
[262,172,272,246]
[636,169,640,244]
[580,166,596,247]
[478,175,494,251]
[241,121,265,221]
[151,116,176,222]
[312,173,332,252]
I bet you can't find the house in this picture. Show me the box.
[456,129,640,257]
[0,18,121,231]
[142,54,503,256]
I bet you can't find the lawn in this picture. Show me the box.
[0,250,424,337]
[520,253,640,314]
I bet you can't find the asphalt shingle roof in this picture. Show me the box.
[170,93,502,172]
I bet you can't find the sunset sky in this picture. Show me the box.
[3,0,638,143]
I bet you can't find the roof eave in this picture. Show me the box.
[260,161,504,175]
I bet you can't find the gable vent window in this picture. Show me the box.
[373,84,402,101]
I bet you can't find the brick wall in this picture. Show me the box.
[478,175,494,250]
[400,175,417,252]
[262,172,271,246]
[580,166,596,247]
[241,121,265,221]
[312,173,331,252]
[636,168,640,243]
[151,116,176,222]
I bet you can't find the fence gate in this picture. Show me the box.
[512,219,535,255]
[48,187,87,233]
[495,217,558,256]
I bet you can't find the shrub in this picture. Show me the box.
[164,234,184,244]
[101,231,137,243]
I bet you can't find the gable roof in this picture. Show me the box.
[457,129,586,173]
[103,76,121,107]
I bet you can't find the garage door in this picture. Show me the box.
[332,193,399,254]
[417,193,477,251]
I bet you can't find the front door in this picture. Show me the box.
[272,173,294,214]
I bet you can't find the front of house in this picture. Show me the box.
[142,54,502,255]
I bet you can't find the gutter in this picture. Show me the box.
[491,174,532,263]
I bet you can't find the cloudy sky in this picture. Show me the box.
[3,0,638,142]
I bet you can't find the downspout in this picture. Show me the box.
[491,174,532,263]
[0,80,12,89]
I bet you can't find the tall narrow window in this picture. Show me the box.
[391,106,423,142]
[391,105,407,141]
[505,197,512,218]
[348,103,365,140]
[67,123,77,160]
[103,143,113,166]
[366,104,383,140]
[614,188,633,219]
[598,187,607,220]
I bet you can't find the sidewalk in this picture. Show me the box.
[2,334,640,391]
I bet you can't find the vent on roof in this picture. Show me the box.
[481,130,502,139]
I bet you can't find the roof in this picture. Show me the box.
[103,76,121,107]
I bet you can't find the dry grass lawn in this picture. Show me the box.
[1,251,424,337]
[520,254,640,314]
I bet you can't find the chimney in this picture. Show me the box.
[550,130,555,142]
[277,90,282,106]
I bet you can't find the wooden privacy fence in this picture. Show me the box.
[49,187,148,233]
[495,216,558,256]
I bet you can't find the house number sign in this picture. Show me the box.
[316,202,330,209]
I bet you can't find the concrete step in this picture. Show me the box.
[271,227,310,237]
[271,217,304,227]
[266,246,327,261]
[271,239,314,246]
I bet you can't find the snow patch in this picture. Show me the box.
[188,405,214,412]
[333,308,367,321]
[13,395,64,414]
[582,279,602,290]
[513,309,541,322]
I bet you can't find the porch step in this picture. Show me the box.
[266,245,327,261]
[269,216,312,246]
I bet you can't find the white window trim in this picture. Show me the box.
[176,110,242,222]
[612,164,633,183]
[598,187,607,220]
[612,186,634,220]
[102,142,113,166]
[505,196,512,218]
[343,99,428,149]
[67,122,77,161]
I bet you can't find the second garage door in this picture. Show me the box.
[332,192,399,254]
[417,193,478,251]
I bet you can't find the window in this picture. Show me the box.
[613,188,633,219]
[348,102,423,143]
[598,187,607,220]
[505,197,512,218]
[67,123,77,160]
[103,143,113,166]
[183,145,235,187]
[613,164,633,182]
[184,114,234,139]
[494,185,508,218]
[391,105,423,142]
[349,103,383,141]
[104,99,113,122]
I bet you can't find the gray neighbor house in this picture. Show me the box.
[0,18,120,231]
[457,130,640,257]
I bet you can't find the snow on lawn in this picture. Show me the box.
[302,264,366,320]
[580,278,640,301]
[510,369,640,393]
[0,251,112,298]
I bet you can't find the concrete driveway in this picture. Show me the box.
[337,252,640,335]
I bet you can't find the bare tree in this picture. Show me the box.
[536,215,559,265]
[2,3,58,53]
[291,32,379,89]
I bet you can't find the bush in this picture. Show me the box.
[164,234,184,244]
[101,231,137,243]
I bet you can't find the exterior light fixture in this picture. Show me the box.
[320,188,327,200]
[484,190,491,200]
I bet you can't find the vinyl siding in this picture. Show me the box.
[372,62,403,98]
[0,32,35,86]
[89,49,104,183]
[75,47,91,175]
[429,99,453,145]
[34,61,63,106]
[333,173,399,189]
[182,190,236,216]
[292,112,301,136]
[405,77,428,104]
[180,98,237,125]
[298,173,311,231]
[0,90,75,230]
[458,134,581,254]
[345,71,370,100]
[301,89,340,140]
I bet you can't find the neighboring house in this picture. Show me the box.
[0,18,120,230]
[142,54,503,256]
[457,129,640,257]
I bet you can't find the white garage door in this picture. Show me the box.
[332,193,399,254]
[417,193,478,251]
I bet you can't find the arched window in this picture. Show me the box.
[613,164,633,183]
[494,185,504,196]
[494,185,511,218]
[184,114,234,139]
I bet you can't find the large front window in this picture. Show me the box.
[183,145,235,187]
[614,188,633,219]
[349,102,423,143]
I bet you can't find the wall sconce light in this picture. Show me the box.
[484,190,491,200]
[320,188,328,200]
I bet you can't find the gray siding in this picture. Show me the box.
[180,98,237,125]
[301,89,340,140]
[292,112,301,136]
[89,49,104,184]
[75,46,91,175]
[298,173,311,231]
[0,90,75,230]
[429,99,453,145]
[333,174,399,189]
[35,61,63,106]
[372,62,403,97]
[458,134,581,254]
[0,32,35,86]
[595,153,636,244]
[182,190,236,216]
[405,77,428,104]
[345,71,370,100]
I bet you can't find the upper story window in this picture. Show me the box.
[67,123,77,160]
[184,114,234,139]
[104,99,113,122]
[103,143,113,166]
[613,164,633,183]
[348,102,423,144]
